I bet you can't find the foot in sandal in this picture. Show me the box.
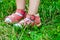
[5,9,26,23]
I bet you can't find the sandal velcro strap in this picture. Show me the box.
[30,15,35,21]
[16,9,26,16]
[15,12,23,16]
[26,14,35,21]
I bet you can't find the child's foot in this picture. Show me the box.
[14,14,41,28]
[5,9,26,23]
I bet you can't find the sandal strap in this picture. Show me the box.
[26,14,35,21]
[15,12,23,16]
[16,9,26,16]
[30,15,35,21]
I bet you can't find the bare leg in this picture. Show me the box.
[16,0,25,10]
[28,0,40,15]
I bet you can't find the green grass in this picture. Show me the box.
[0,0,60,40]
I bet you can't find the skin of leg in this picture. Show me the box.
[28,0,40,15]
[16,0,25,10]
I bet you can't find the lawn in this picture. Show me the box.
[0,0,60,40]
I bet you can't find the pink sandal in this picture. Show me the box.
[14,14,41,28]
[5,9,26,23]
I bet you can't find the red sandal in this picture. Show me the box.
[14,14,41,28]
[5,9,26,23]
